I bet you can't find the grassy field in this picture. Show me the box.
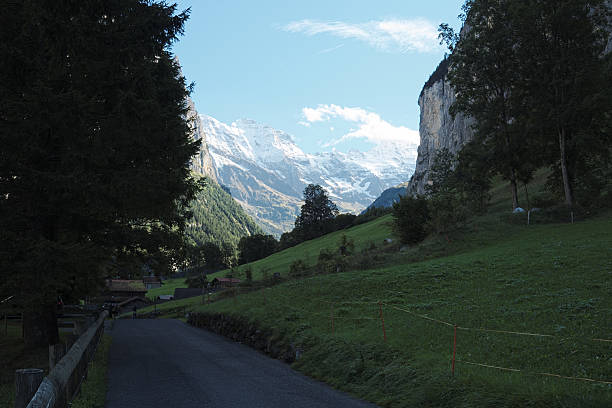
[188,209,612,407]
[207,213,395,282]
[146,277,187,300]
[0,321,48,407]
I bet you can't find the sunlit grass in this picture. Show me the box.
[191,213,612,407]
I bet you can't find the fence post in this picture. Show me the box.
[15,368,44,408]
[49,343,66,371]
[451,324,457,376]
[378,301,387,342]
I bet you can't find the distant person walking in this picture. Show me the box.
[132,306,137,319]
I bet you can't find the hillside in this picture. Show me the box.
[190,208,612,407]
[362,183,408,213]
[185,178,263,246]
[202,114,417,235]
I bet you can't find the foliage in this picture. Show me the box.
[425,149,466,233]
[207,214,394,283]
[441,0,612,210]
[238,234,278,265]
[514,0,612,208]
[337,234,355,256]
[392,195,431,245]
[334,213,357,230]
[220,242,238,270]
[420,56,450,97]
[289,259,308,278]
[244,266,253,283]
[185,176,263,246]
[199,242,224,271]
[0,0,198,346]
[440,0,536,210]
[454,141,494,213]
[295,184,339,241]
[353,206,392,226]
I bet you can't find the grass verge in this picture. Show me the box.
[70,333,112,408]
[0,321,48,407]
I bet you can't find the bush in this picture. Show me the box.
[289,259,308,278]
[337,234,354,256]
[392,195,430,245]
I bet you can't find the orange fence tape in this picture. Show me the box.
[458,360,612,385]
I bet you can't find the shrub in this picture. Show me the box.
[289,259,308,278]
[392,195,431,245]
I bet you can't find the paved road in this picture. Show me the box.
[106,319,376,408]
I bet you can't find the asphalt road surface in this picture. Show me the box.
[106,319,377,408]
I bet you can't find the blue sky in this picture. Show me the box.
[171,0,465,154]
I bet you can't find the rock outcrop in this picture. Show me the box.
[408,3,611,197]
[407,59,474,196]
[187,96,218,182]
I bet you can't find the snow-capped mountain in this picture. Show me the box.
[201,114,417,236]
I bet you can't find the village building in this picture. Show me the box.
[143,276,162,290]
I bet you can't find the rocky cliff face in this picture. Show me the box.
[408,4,611,197]
[407,60,474,196]
[187,96,218,182]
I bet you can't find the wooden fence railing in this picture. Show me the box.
[25,310,108,408]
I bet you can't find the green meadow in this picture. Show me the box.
[131,174,612,406]
[191,212,612,407]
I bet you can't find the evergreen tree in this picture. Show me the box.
[294,184,339,240]
[200,242,224,271]
[185,176,263,247]
[392,195,431,245]
[0,0,198,346]
[238,234,278,264]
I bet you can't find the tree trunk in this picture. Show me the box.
[510,170,520,210]
[558,128,574,208]
[23,304,59,348]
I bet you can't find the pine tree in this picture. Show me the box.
[0,0,198,346]
[294,184,339,240]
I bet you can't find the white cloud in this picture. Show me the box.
[317,43,345,54]
[282,18,440,53]
[300,104,420,146]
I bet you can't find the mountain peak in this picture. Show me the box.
[199,114,417,235]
